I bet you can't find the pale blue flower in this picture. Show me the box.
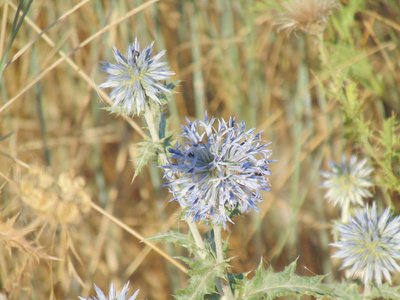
[161,114,274,228]
[99,38,174,115]
[79,282,141,300]
[321,155,373,209]
[331,203,400,286]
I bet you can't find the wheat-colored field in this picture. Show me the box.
[1,0,399,299]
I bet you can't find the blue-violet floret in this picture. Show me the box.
[99,38,174,115]
[331,203,400,286]
[162,114,274,228]
[79,282,142,300]
[321,155,373,209]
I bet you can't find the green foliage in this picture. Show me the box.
[331,0,365,41]
[0,0,34,79]
[154,110,174,147]
[101,104,130,116]
[147,231,199,255]
[319,32,400,198]
[370,284,400,300]
[252,0,283,12]
[131,139,157,182]
[378,117,400,167]
[175,254,227,300]
[235,260,336,299]
[132,110,174,181]
[131,135,171,181]
[320,282,360,300]
[328,80,400,195]
[327,42,383,95]
[148,230,230,300]
[324,282,400,300]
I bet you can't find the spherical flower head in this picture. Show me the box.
[331,203,400,286]
[79,282,142,300]
[321,155,373,209]
[99,38,174,116]
[161,114,274,228]
[275,0,339,35]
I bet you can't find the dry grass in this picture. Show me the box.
[0,0,399,299]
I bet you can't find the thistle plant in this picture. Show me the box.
[331,203,400,289]
[321,155,373,222]
[99,37,174,116]
[275,0,339,35]
[3,0,400,298]
[161,114,274,228]
[79,282,142,300]
[94,37,376,300]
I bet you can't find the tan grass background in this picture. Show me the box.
[0,0,399,299]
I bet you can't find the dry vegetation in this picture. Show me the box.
[0,0,399,299]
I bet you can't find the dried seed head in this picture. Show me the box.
[275,0,339,35]
[20,167,59,213]
[55,202,80,224]
[18,167,91,224]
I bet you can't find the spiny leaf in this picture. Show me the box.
[320,282,361,300]
[175,254,227,300]
[378,117,400,164]
[370,283,400,300]
[147,231,199,255]
[101,104,129,116]
[131,139,157,182]
[324,281,400,300]
[236,260,337,300]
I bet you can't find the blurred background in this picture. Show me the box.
[0,0,399,299]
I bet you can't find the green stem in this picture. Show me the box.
[318,34,398,205]
[143,108,168,163]
[340,202,349,223]
[213,225,235,300]
[187,217,206,259]
[318,33,342,96]
[143,107,207,255]
[363,283,371,300]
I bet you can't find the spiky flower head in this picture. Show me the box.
[99,38,174,116]
[321,155,373,210]
[79,282,141,300]
[275,0,339,35]
[331,203,400,286]
[161,114,274,228]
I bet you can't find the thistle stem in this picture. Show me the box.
[143,107,207,256]
[213,225,235,300]
[363,283,371,300]
[143,108,168,165]
[187,218,207,259]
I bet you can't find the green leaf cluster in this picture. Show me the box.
[235,260,336,299]
[324,281,400,300]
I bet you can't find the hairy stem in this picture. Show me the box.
[213,225,234,300]
[143,108,167,165]
[188,218,207,259]
[143,107,207,256]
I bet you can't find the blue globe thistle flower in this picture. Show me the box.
[321,155,373,209]
[99,38,174,116]
[331,203,400,286]
[79,282,142,300]
[161,114,274,228]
